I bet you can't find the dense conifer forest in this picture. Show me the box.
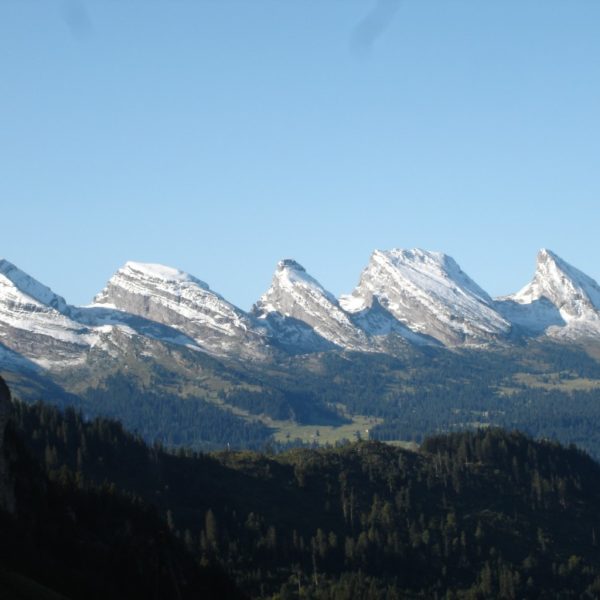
[4,393,600,598]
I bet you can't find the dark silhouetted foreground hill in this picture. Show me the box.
[5,380,600,598]
[0,376,245,600]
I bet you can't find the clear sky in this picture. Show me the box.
[1,0,600,309]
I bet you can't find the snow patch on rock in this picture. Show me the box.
[345,249,511,346]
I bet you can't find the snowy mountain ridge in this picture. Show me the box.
[1,248,600,374]
[0,259,95,368]
[0,259,69,313]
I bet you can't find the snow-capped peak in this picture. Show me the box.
[502,249,600,325]
[122,261,210,289]
[253,259,370,350]
[0,259,67,312]
[94,261,213,308]
[0,259,95,368]
[94,260,270,359]
[344,248,511,345]
[277,258,306,273]
[270,258,337,304]
[373,249,493,305]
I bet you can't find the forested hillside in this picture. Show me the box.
[6,336,600,462]
[5,396,600,598]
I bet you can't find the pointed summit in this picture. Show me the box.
[266,259,336,306]
[514,249,600,317]
[0,259,68,313]
[277,259,306,273]
[497,249,600,337]
[344,248,511,346]
[253,259,370,350]
[0,259,93,367]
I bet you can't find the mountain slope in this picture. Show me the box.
[93,261,271,360]
[253,259,372,351]
[342,295,439,348]
[496,249,600,338]
[343,249,511,345]
[0,260,198,370]
[0,259,93,368]
[1,380,245,600]
[5,248,600,369]
[12,397,600,599]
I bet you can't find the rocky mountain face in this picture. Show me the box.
[496,249,600,338]
[0,259,93,368]
[1,249,600,379]
[93,262,271,360]
[341,249,511,346]
[0,259,207,372]
[253,259,371,351]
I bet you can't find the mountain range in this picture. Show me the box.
[1,248,599,370]
[3,247,600,451]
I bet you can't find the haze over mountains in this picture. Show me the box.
[1,248,600,373]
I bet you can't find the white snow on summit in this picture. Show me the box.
[123,261,210,288]
[94,261,270,359]
[344,249,511,346]
[0,259,93,367]
[0,259,68,313]
[3,248,600,373]
[254,259,371,350]
[496,249,600,338]
[512,249,600,316]
[0,260,189,369]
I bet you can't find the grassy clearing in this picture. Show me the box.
[510,372,600,392]
[272,414,383,445]
[383,440,420,451]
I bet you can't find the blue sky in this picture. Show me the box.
[1,0,600,309]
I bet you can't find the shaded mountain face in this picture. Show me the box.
[343,295,439,349]
[342,249,511,346]
[496,249,600,338]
